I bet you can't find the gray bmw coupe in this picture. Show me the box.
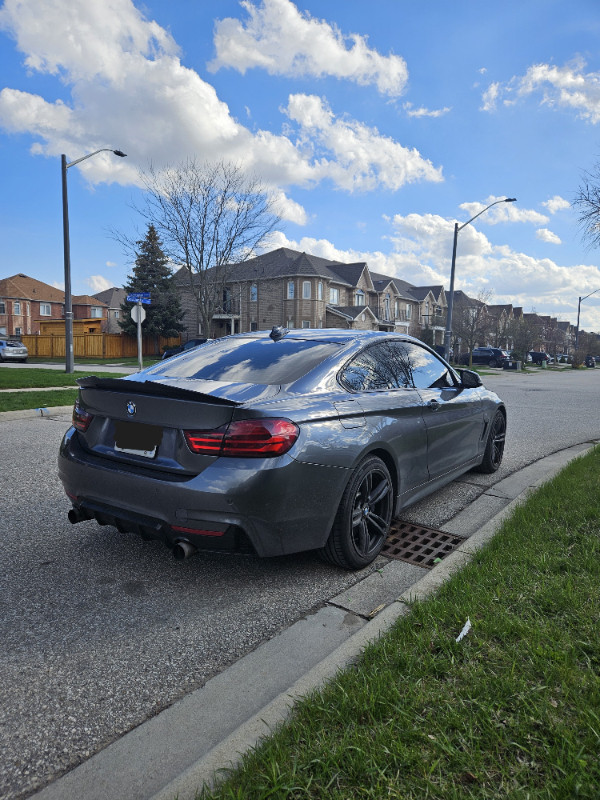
[58,328,506,570]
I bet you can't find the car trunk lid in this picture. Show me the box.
[74,375,279,473]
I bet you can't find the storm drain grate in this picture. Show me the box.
[382,521,466,568]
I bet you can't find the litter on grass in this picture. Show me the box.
[456,618,472,643]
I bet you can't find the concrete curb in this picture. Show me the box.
[31,440,597,800]
[0,405,73,421]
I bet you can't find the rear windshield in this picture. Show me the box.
[145,337,342,385]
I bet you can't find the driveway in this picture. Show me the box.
[1,367,599,799]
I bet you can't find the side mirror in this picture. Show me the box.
[460,369,482,388]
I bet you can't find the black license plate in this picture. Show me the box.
[114,421,163,458]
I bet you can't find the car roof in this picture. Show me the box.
[231,328,427,346]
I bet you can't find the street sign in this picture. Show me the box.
[130,305,146,324]
[127,293,151,304]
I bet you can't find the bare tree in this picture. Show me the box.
[545,318,566,361]
[507,313,544,361]
[451,290,493,365]
[574,162,600,249]
[121,159,280,336]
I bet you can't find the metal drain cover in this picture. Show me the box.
[382,521,465,568]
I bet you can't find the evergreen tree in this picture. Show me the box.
[120,224,185,354]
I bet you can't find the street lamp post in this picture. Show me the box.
[575,289,600,351]
[61,148,127,373]
[443,197,517,362]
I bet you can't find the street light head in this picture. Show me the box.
[113,150,127,158]
[505,197,517,202]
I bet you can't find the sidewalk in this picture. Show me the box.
[29,440,596,800]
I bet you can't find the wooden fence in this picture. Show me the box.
[21,333,181,360]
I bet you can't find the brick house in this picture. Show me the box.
[92,287,128,333]
[173,247,439,342]
[0,274,109,336]
[0,274,66,336]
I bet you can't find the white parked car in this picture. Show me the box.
[0,339,28,362]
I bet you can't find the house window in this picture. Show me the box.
[394,300,399,318]
[318,282,323,301]
[302,281,311,299]
[250,321,258,331]
[329,287,339,304]
[40,303,51,316]
[113,310,120,319]
[250,283,258,302]
[15,327,22,336]
[0,326,6,335]
[14,301,21,315]
[384,294,391,320]
[90,307,103,318]
[406,304,412,320]
[302,320,310,328]
[26,302,30,316]
[286,318,294,329]
[0,301,6,314]
[355,290,365,306]
[287,281,295,299]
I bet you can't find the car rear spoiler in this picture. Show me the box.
[76,376,240,406]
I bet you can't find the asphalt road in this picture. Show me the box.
[1,366,599,800]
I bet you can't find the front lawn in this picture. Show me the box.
[199,446,600,800]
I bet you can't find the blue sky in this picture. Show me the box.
[2,0,600,330]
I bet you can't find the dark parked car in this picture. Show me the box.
[0,338,28,362]
[459,347,509,368]
[58,329,506,570]
[161,338,208,359]
[584,354,596,368]
[529,351,551,364]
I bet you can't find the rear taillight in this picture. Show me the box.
[184,418,299,458]
[73,401,93,432]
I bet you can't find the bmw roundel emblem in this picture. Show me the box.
[126,401,136,417]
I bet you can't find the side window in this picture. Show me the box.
[403,343,456,390]
[340,341,414,392]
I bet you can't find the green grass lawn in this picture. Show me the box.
[0,369,127,411]
[0,368,129,390]
[198,447,600,800]
[0,389,79,412]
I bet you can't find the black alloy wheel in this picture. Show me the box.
[475,410,506,473]
[320,455,393,570]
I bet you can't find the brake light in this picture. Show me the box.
[73,401,93,432]
[184,418,299,458]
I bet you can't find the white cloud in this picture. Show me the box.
[87,275,112,292]
[536,228,562,245]
[459,197,548,226]
[268,189,308,225]
[542,195,570,214]
[0,0,437,201]
[105,261,117,267]
[208,0,408,97]
[481,59,600,123]
[284,94,443,191]
[480,82,500,112]
[403,102,451,118]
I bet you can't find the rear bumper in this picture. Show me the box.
[58,427,350,558]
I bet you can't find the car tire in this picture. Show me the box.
[319,455,393,570]
[488,358,497,368]
[475,410,506,474]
